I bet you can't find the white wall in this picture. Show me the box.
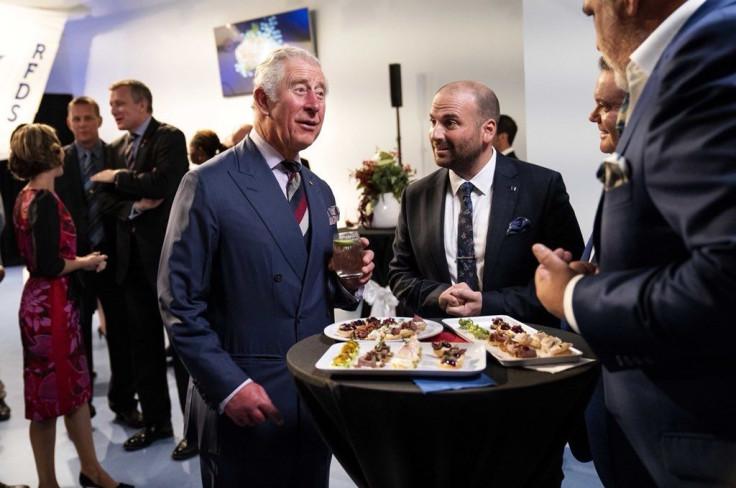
[44,0,527,225]
[523,0,601,238]
[43,0,603,235]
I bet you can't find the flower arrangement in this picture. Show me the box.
[349,150,415,227]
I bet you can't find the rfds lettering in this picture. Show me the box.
[7,43,46,122]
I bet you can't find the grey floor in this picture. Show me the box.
[0,265,603,487]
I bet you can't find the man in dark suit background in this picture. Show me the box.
[159,46,374,487]
[492,114,518,159]
[55,96,142,428]
[389,81,583,328]
[533,0,736,486]
[90,80,192,458]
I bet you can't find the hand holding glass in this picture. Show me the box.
[333,231,363,279]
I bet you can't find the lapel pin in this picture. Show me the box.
[509,186,517,192]
[309,179,314,186]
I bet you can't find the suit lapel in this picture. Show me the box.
[427,170,452,284]
[133,118,159,172]
[227,137,308,279]
[483,155,519,286]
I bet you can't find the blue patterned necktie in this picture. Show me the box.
[80,150,104,246]
[457,181,479,291]
[279,160,309,240]
[124,132,138,169]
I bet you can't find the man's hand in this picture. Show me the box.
[443,282,482,316]
[532,244,581,319]
[133,198,164,212]
[331,237,375,292]
[223,381,284,428]
[90,168,124,183]
[439,286,463,311]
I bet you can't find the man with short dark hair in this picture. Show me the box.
[534,1,736,486]
[159,47,374,487]
[55,96,142,427]
[389,81,583,329]
[91,79,191,457]
[492,114,518,159]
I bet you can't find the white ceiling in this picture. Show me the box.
[0,0,87,10]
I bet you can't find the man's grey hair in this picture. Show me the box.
[254,46,324,102]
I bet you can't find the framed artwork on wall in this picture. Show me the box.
[214,7,315,97]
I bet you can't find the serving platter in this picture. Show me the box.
[443,315,583,367]
[315,341,486,376]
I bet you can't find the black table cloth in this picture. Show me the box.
[287,325,599,488]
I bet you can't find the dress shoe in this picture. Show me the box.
[0,398,10,421]
[171,438,198,460]
[113,408,144,429]
[0,482,30,488]
[79,472,134,488]
[123,422,173,451]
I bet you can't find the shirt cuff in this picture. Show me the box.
[563,274,585,333]
[128,205,143,220]
[218,378,253,414]
[337,278,364,302]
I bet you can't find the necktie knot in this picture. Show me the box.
[280,159,301,175]
[459,181,474,197]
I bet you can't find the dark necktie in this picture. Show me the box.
[125,133,138,169]
[457,181,479,291]
[279,160,309,238]
[80,150,104,246]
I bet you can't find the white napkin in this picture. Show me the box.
[363,280,399,317]
[523,357,596,374]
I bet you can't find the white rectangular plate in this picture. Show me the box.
[443,315,583,367]
[315,342,486,376]
[323,317,443,342]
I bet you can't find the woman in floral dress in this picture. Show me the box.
[9,124,132,488]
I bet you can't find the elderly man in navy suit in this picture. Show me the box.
[534,0,736,486]
[389,81,583,328]
[159,46,374,488]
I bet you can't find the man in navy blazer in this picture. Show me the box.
[534,1,736,486]
[159,47,374,487]
[389,81,583,328]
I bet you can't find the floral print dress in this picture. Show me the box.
[13,188,91,420]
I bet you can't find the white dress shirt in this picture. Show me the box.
[443,150,497,290]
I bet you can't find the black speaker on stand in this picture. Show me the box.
[389,63,403,165]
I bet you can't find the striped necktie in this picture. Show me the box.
[457,181,479,291]
[125,133,138,169]
[80,150,104,246]
[280,160,309,239]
